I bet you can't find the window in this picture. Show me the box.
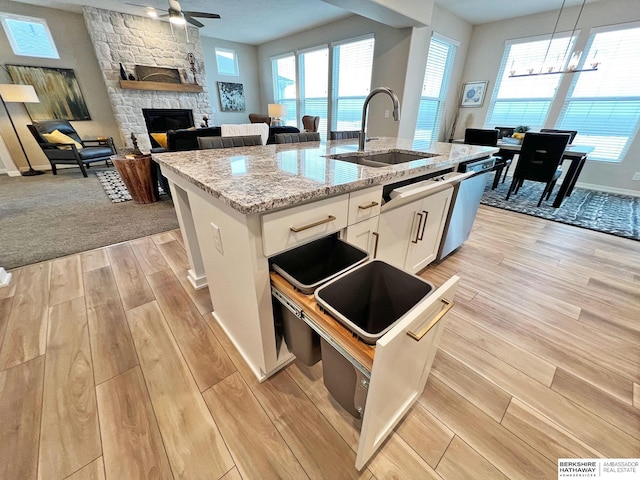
[331,36,375,131]
[0,13,59,59]
[299,47,328,138]
[272,54,297,126]
[271,35,375,134]
[556,24,640,162]
[486,34,576,129]
[215,48,239,76]
[415,34,457,142]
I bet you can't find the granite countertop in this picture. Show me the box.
[152,137,498,214]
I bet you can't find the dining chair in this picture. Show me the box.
[463,128,512,190]
[505,132,571,206]
[540,128,578,144]
[274,132,320,143]
[329,130,360,140]
[198,135,263,149]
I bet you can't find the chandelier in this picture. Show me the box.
[509,0,599,77]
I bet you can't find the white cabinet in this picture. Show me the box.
[376,186,453,273]
[344,216,380,257]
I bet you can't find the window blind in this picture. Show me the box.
[486,34,575,129]
[331,36,375,131]
[416,35,457,142]
[299,47,328,138]
[556,24,640,162]
[272,55,297,126]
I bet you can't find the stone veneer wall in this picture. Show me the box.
[83,7,213,151]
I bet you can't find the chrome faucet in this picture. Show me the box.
[359,87,400,151]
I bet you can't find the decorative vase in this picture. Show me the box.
[119,63,127,81]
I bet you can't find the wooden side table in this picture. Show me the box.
[111,154,158,204]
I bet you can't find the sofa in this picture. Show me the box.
[159,125,301,152]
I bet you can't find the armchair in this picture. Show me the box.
[28,120,116,177]
[301,115,320,132]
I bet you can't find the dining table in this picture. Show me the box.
[497,141,594,208]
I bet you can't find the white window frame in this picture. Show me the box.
[214,47,239,76]
[0,12,59,59]
[271,34,375,135]
[485,32,577,130]
[415,32,458,143]
[330,34,375,133]
[556,22,640,163]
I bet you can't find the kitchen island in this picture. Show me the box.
[153,136,497,469]
[152,136,497,379]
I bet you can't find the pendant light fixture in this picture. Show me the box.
[509,0,599,77]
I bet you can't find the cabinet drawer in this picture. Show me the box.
[348,185,382,225]
[262,194,349,256]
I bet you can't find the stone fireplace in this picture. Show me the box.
[83,7,213,152]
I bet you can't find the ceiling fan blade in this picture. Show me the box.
[182,11,221,19]
[125,2,155,8]
[185,15,204,27]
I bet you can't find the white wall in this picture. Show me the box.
[457,0,640,193]
[0,0,120,172]
[201,37,261,125]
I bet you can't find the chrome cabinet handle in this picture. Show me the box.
[407,299,453,341]
[412,212,424,243]
[290,215,336,233]
[418,210,428,241]
[358,201,379,210]
[372,231,379,258]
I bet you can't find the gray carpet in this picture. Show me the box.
[0,166,179,270]
[481,180,640,241]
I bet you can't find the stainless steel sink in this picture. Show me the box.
[327,150,436,168]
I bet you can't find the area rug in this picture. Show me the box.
[96,170,132,202]
[481,181,640,241]
[96,170,165,203]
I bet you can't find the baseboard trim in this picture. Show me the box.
[575,182,640,198]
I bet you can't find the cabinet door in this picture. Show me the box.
[356,275,459,470]
[375,199,422,269]
[405,186,452,273]
[344,216,380,257]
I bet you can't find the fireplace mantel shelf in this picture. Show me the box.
[119,80,203,93]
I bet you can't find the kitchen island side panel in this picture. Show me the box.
[186,186,294,380]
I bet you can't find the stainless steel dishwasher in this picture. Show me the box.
[437,157,496,261]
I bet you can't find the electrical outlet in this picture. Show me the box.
[210,222,223,254]
[384,110,390,119]
[633,172,640,181]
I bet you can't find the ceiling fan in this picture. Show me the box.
[126,0,221,28]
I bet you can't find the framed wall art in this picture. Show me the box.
[217,81,245,112]
[6,65,91,121]
[460,81,488,107]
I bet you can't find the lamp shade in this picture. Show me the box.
[0,84,39,103]
[268,103,287,118]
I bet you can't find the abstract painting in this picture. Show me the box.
[217,81,245,112]
[6,65,91,121]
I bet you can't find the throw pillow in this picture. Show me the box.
[150,132,168,149]
[42,130,83,150]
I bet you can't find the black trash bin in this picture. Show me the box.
[314,260,435,417]
[271,235,368,365]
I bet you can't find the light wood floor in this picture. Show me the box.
[1,205,639,479]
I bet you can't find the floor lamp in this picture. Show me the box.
[0,84,43,176]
